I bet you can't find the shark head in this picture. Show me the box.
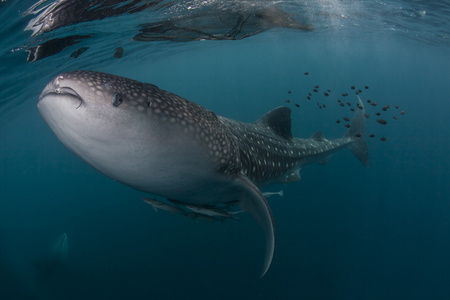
[38,71,236,199]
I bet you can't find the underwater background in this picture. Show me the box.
[0,0,449,299]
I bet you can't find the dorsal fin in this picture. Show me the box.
[256,107,292,139]
[310,131,325,141]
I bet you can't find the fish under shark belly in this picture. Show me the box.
[37,71,368,277]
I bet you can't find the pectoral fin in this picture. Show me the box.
[233,174,275,277]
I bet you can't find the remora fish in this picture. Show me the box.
[263,190,284,198]
[37,71,368,277]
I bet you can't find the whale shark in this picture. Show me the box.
[37,71,368,277]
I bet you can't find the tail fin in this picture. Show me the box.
[345,96,369,167]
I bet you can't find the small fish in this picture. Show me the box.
[337,99,342,103]
[380,137,387,142]
[114,47,124,58]
[343,117,350,122]
[369,134,375,138]
[395,105,399,109]
[364,114,370,118]
[355,134,362,138]
[143,198,185,214]
[346,102,351,106]
[355,91,360,95]
[313,89,318,92]
[400,110,405,115]
[336,119,341,123]
[393,116,398,120]
[263,190,284,198]
[327,89,331,93]
[367,99,371,103]
[184,204,240,220]
[308,93,312,96]
[307,96,311,100]
[295,104,300,107]
[376,119,387,125]
[358,89,362,93]
[375,112,381,116]
[339,102,345,107]
[323,104,326,108]
[344,124,351,128]
[365,86,369,89]
[304,72,309,75]
[288,91,292,94]
[70,47,89,59]
[371,102,377,106]
[351,86,355,90]
[314,85,319,88]
[324,92,329,96]
[342,93,348,97]
[285,99,291,103]
[350,108,355,111]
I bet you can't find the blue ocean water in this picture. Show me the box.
[1,1,449,299]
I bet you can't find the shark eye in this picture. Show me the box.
[112,93,123,107]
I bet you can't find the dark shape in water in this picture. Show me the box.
[395,105,399,109]
[380,137,387,142]
[24,0,152,36]
[351,86,355,90]
[358,89,362,93]
[337,99,342,103]
[295,104,300,107]
[355,91,360,95]
[26,35,93,62]
[355,134,362,138]
[364,114,370,118]
[313,89,318,92]
[365,86,369,89]
[285,99,290,103]
[135,6,315,41]
[314,85,319,89]
[375,112,381,116]
[346,102,351,106]
[24,1,315,46]
[342,93,348,97]
[367,99,371,103]
[344,124,351,128]
[371,102,377,106]
[308,93,312,96]
[393,116,398,120]
[304,72,309,75]
[336,119,341,123]
[350,108,355,111]
[307,96,311,100]
[339,102,345,107]
[327,89,331,93]
[376,119,387,125]
[369,134,375,138]
[114,47,124,58]
[70,47,89,59]
[343,117,350,122]
[288,91,291,94]
[322,104,326,108]
[400,110,405,115]
[324,92,329,96]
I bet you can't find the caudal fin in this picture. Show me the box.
[345,96,369,167]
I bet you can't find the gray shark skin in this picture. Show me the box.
[37,71,368,277]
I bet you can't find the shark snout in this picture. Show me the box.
[38,75,83,111]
